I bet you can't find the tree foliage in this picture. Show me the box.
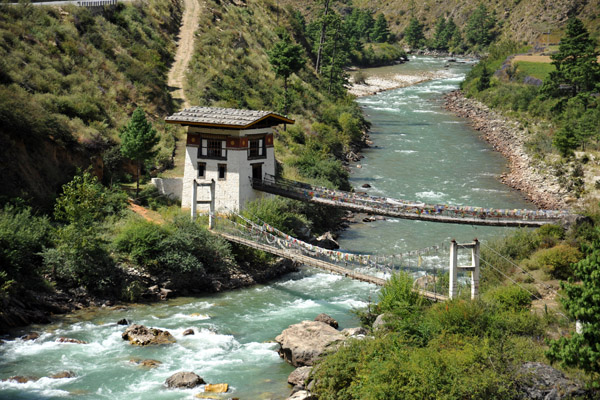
[547,233,600,379]
[119,107,159,196]
[465,4,497,47]
[371,14,391,43]
[404,17,424,49]
[268,32,305,114]
[542,17,600,99]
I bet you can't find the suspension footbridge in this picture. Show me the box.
[250,174,570,227]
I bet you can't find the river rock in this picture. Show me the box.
[314,232,339,250]
[3,375,39,383]
[50,371,76,379]
[517,362,587,399]
[288,366,312,387]
[361,183,371,188]
[372,314,388,330]
[182,328,195,336]
[204,383,229,393]
[342,327,368,337]
[314,313,338,329]
[276,321,346,367]
[56,337,87,344]
[117,318,130,325]
[286,390,316,400]
[20,332,39,341]
[130,359,162,368]
[165,371,205,389]
[122,324,176,346]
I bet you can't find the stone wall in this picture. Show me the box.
[150,178,183,200]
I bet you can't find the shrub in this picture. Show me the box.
[42,225,116,293]
[113,218,169,268]
[425,299,491,337]
[378,271,424,313]
[483,285,532,312]
[54,170,127,225]
[0,205,51,282]
[524,244,582,279]
[242,197,311,237]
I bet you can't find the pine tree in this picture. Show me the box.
[433,17,447,50]
[404,17,424,49]
[548,17,600,96]
[371,14,391,43]
[119,108,159,197]
[547,234,600,378]
[268,32,305,114]
[465,4,496,47]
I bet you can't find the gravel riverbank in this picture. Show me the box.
[444,90,567,210]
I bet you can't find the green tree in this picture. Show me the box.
[547,233,600,379]
[119,108,159,197]
[476,64,491,91]
[54,170,126,225]
[432,17,447,50]
[543,17,600,97]
[465,4,496,47]
[371,14,391,43]
[404,17,424,49]
[268,32,306,114]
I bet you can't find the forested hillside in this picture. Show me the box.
[0,0,181,208]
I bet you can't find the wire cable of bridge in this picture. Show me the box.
[478,240,558,295]
[476,254,544,302]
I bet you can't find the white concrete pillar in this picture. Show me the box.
[209,179,216,230]
[191,179,197,220]
[471,239,480,300]
[449,239,458,299]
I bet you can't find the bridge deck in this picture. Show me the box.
[251,178,562,228]
[216,231,448,302]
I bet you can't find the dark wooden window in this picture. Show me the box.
[218,164,227,180]
[198,138,226,160]
[197,162,206,178]
[248,138,266,159]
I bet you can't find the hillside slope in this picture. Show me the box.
[0,0,181,207]
[284,0,600,47]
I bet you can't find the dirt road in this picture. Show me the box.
[167,0,202,110]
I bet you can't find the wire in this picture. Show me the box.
[478,255,543,301]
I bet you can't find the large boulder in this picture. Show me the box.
[517,362,587,399]
[288,366,312,387]
[341,327,368,337]
[164,371,205,389]
[122,324,176,346]
[314,313,338,329]
[276,321,346,367]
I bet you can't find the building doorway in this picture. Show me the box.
[252,163,263,181]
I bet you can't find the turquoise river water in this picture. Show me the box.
[0,57,534,399]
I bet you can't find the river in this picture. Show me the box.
[0,57,534,399]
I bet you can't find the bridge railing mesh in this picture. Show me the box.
[251,174,568,222]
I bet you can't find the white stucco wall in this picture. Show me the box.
[181,128,276,214]
[150,178,183,200]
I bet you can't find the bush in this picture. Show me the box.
[0,205,51,282]
[113,218,169,268]
[43,225,116,293]
[242,197,311,238]
[524,244,582,279]
[483,285,532,312]
[378,271,424,313]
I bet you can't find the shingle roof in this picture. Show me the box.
[165,106,294,128]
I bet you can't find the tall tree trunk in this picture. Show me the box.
[328,26,340,94]
[136,160,141,198]
[315,0,330,75]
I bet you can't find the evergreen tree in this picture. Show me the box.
[268,32,306,114]
[476,64,491,91]
[404,17,424,49]
[446,18,463,51]
[545,17,600,97]
[465,4,496,47]
[547,233,600,378]
[371,14,391,43]
[432,17,447,50]
[119,108,159,197]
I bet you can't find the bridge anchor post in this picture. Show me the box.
[449,239,480,300]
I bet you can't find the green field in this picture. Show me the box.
[515,61,556,80]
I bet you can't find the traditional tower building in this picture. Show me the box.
[165,106,294,213]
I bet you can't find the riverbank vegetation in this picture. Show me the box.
[311,220,600,398]
[461,17,600,200]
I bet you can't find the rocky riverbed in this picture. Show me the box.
[443,90,568,210]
